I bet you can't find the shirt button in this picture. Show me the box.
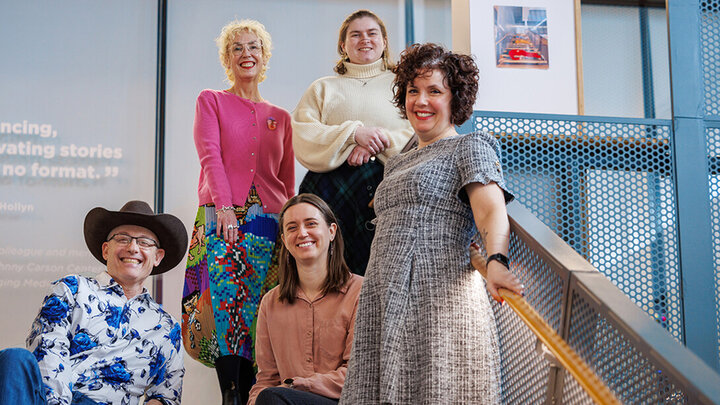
[253,137,257,140]
[251,110,255,114]
[306,331,311,336]
[263,205,267,208]
[251,169,254,172]
[251,153,255,156]
[306,357,312,362]
[252,123,256,126]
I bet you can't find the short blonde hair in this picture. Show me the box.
[216,19,273,84]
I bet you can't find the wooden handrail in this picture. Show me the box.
[498,288,621,404]
[471,249,621,404]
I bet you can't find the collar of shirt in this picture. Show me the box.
[293,280,351,303]
[95,271,150,300]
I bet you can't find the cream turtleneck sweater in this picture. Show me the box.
[291,59,413,173]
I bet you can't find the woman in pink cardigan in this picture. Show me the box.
[248,194,362,405]
[181,19,294,405]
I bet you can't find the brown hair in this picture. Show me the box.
[393,43,479,125]
[277,194,351,303]
[334,9,395,75]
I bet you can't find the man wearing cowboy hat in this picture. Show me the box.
[0,200,188,405]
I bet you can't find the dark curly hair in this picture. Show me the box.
[393,43,479,126]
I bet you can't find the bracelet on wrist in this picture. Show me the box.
[216,205,234,214]
[486,253,509,269]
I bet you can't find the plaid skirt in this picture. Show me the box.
[181,185,280,366]
[299,160,383,276]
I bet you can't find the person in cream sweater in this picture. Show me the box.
[292,9,413,276]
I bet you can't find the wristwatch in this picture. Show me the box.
[283,378,294,388]
[486,253,509,269]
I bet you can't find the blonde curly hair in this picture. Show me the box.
[216,19,273,84]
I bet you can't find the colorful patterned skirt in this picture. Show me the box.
[182,186,280,367]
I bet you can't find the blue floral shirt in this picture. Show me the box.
[26,272,184,405]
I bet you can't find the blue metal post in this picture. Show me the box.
[405,0,414,48]
[153,0,167,303]
[639,7,655,119]
[667,0,718,370]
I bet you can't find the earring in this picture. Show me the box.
[329,240,334,258]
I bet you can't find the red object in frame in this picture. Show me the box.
[508,49,542,60]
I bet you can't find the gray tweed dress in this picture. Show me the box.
[340,131,513,404]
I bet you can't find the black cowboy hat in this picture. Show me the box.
[83,200,188,275]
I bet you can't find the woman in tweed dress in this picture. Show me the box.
[340,43,525,404]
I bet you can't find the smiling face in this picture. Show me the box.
[405,69,455,146]
[281,203,337,268]
[341,16,386,65]
[228,30,266,83]
[102,224,165,292]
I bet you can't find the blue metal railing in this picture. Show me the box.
[499,200,720,403]
[465,111,684,343]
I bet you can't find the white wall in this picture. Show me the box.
[0,0,157,348]
[581,5,671,119]
[469,0,580,114]
[413,0,453,47]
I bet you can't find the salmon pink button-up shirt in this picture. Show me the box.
[248,274,363,404]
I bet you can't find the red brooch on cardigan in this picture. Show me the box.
[267,117,277,131]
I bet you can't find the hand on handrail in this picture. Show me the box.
[470,242,621,405]
[470,242,525,303]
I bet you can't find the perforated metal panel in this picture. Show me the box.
[493,231,566,403]
[701,0,720,370]
[561,370,596,405]
[701,1,720,116]
[493,303,549,404]
[471,113,684,342]
[706,126,720,367]
[495,201,720,403]
[565,288,688,404]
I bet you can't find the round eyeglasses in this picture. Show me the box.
[231,41,262,56]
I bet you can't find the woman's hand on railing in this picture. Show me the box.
[470,242,524,303]
[470,242,620,404]
[486,262,524,303]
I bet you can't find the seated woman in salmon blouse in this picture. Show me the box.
[248,193,363,405]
